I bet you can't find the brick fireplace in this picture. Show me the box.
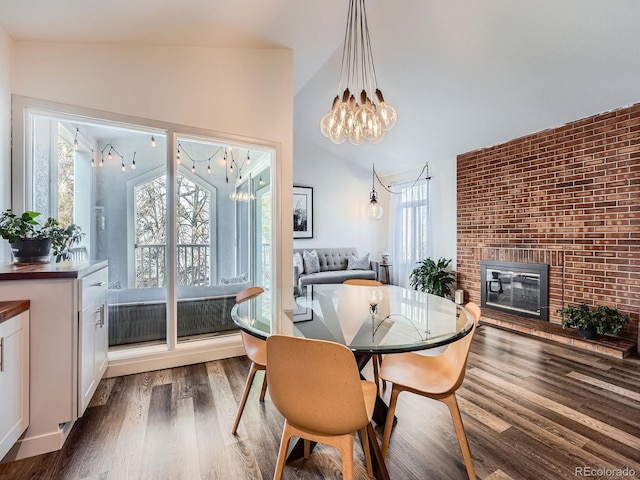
[457,103,639,347]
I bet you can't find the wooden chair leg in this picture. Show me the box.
[360,426,373,478]
[381,386,401,458]
[337,434,356,480]
[231,362,259,434]
[303,439,311,459]
[273,422,293,480]
[441,394,476,480]
[259,372,268,402]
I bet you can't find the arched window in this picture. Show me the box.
[133,169,215,288]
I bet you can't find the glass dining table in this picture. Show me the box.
[231,283,476,480]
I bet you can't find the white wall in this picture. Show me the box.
[0,28,12,262]
[292,135,387,262]
[11,42,294,288]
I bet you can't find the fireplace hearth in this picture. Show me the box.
[481,260,549,321]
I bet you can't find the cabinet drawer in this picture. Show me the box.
[79,267,109,310]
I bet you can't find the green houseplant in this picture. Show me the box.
[558,303,630,340]
[409,257,456,298]
[0,209,84,263]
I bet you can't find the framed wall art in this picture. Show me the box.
[293,186,313,239]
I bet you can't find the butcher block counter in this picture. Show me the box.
[0,260,109,462]
[0,300,30,323]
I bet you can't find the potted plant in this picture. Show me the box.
[558,303,630,340]
[409,257,456,298]
[0,209,84,263]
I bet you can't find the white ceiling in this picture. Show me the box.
[1,0,639,175]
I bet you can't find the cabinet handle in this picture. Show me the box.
[0,337,4,372]
[93,282,106,287]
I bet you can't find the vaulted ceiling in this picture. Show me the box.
[1,0,639,175]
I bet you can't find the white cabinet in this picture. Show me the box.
[78,267,109,415]
[0,307,29,461]
[0,261,108,462]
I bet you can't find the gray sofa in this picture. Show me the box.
[294,248,379,287]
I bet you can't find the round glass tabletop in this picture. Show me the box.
[231,284,475,354]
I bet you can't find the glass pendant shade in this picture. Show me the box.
[367,198,383,221]
[320,0,396,145]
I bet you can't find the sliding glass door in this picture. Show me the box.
[21,104,274,355]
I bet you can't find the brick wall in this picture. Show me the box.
[457,104,639,342]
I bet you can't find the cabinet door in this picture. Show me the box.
[94,297,108,381]
[78,300,99,416]
[0,312,29,460]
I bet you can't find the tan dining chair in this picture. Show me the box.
[343,279,385,394]
[267,335,377,480]
[379,302,482,480]
[231,286,268,435]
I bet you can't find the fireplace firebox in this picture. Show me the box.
[480,260,549,321]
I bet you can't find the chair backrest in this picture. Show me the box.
[267,335,370,435]
[440,301,481,392]
[236,286,264,304]
[343,279,383,286]
[236,286,266,364]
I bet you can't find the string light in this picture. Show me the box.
[176,146,181,164]
[245,151,251,165]
[191,162,196,173]
[73,128,79,150]
[131,152,137,170]
[259,176,265,186]
[108,147,113,160]
[121,159,126,172]
[207,160,211,174]
[91,149,95,167]
[150,136,157,148]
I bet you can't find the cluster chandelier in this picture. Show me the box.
[320,0,397,145]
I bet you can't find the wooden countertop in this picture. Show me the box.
[0,260,108,281]
[0,299,30,324]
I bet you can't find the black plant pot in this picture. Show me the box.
[577,326,599,340]
[10,238,52,263]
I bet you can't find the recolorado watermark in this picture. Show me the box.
[575,466,636,477]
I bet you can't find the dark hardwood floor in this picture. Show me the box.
[2,325,640,480]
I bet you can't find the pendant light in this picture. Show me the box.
[320,0,397,145]
[366,164,383,221]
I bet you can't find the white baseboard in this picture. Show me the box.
[1,421,74,463]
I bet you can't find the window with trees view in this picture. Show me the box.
[135,172,212,288]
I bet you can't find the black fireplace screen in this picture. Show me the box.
[480,260,549,321]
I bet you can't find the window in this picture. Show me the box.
[134,172,213,288]
[389,182,430,288]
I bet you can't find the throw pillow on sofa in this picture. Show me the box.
[347,253,370,270]
[303,249,320,274]
[293,252,304,273]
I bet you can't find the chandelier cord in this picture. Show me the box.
[361,0,378,92]
[373,162,431,195]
